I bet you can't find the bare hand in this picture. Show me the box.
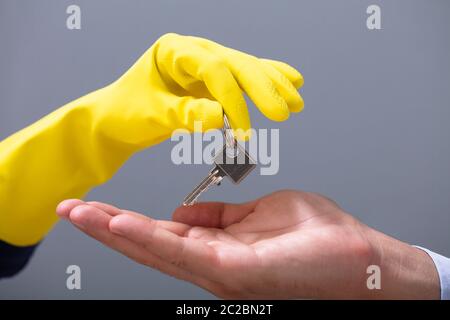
[56,190,439,299]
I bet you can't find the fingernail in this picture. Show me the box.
[56,199,85,220]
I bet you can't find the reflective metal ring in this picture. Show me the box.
[222,113,236,150]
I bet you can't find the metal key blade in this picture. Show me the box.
[183,169,224,206]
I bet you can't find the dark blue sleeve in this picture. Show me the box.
[0,239,38,279]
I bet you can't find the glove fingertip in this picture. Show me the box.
[290,94,305,113]
[262,58,304,89]
[234,127,252,141]
[292,72,304,89]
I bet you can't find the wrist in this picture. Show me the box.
[364,227,440,299]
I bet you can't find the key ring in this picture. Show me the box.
[222,113,239,157]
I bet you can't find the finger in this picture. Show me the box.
[229,58,290,122]
[157,38,251,140]
[109,213,221,280]
[260,58,304,89]
[259,61,304,113]
[197,60,251,140]
[188,37,291,122]
[56,199,85,220]
[172,200,258,228]
[86,201,122,215]
[86,201,190,236]
[67,204,215,289]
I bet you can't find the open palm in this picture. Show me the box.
[57,190,374,299]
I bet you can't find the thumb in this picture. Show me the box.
[174,96,223,132]
[172,200,258,229]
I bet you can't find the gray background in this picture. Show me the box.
[0,0,449,299]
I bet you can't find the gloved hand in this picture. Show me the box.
[0,33,304,246]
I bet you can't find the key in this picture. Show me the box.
[183,143,256,206]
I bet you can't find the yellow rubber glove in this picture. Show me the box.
[0,33,304,246]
